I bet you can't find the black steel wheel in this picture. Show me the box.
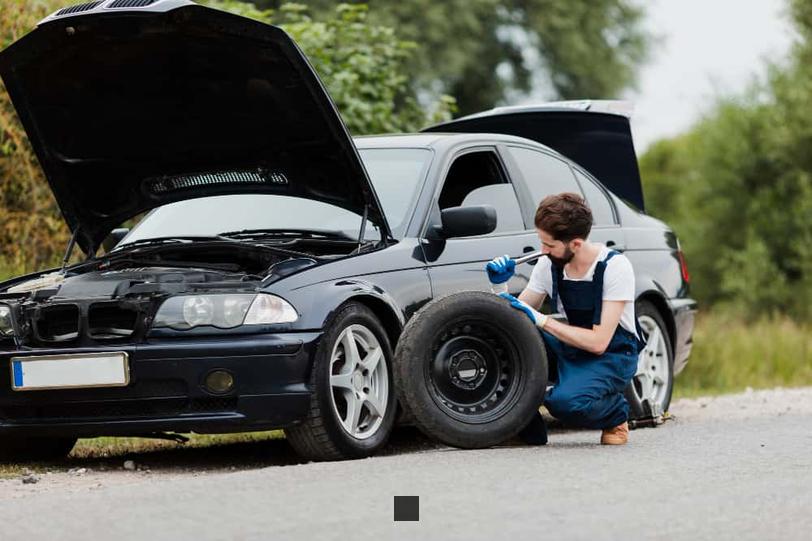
[394,291,547,448]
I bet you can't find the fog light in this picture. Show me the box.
[204,370,234,394]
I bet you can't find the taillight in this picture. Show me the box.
[677,250,690,284]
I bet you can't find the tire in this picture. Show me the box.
[284,302,397,461]
[0,436,76,463]
[625,300,674,420]
[393,291,547,449]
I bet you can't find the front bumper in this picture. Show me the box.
[0,331,321,438]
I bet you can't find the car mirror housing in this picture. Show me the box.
[436,205,497,238]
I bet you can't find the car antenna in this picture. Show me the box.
[60,226,80,274]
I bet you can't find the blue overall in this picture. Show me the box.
[542,250,646,429]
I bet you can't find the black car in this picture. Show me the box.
[0,1,696,461]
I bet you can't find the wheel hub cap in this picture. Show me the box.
[449,349,487,389]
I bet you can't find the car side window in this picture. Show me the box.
[434,150,524,234]
[574,169,617,225]
[507,146,583,207]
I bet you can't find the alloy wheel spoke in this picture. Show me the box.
[637,373,654,401]
[647,328,661,356]
[341,329,362,367]
[364,393,385,419]
[331,372,354,391]
[360,347,382,375]
[344,391,364,435]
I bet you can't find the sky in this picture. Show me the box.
[626,0,796,152]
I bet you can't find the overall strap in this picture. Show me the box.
[591,250,620,325]
[550,263,564,314]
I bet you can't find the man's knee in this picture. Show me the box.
[545,388,591,421]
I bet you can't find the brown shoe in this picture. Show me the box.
[601,422,629,445]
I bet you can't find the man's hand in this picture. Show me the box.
[485,254,515,284]
[499,293,548,328]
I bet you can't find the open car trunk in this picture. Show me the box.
[424,102,646,211]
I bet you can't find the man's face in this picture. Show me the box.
[538,229,579,267]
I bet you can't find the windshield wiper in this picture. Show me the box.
[114,235,234,250]
[218,229,355,241]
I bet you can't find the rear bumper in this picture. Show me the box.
[0,331,321,438]
[669,298,697,375]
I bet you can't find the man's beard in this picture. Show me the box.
[548,246,575,268]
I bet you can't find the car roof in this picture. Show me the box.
[353,132,558,153]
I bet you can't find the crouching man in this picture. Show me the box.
[487,193,645,445]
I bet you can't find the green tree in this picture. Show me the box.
[251,0,651,115]
[639,0,812,320]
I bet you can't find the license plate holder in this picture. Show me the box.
[10,352,130,391]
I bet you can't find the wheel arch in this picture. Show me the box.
[347,294,404,350]
[636,290,676,357]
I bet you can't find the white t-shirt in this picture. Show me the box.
[526,244,638,337]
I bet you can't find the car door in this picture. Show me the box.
[421,146,538,298]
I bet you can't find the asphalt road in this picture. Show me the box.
[1,388,810,541]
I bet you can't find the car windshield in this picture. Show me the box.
[118,148,432,247]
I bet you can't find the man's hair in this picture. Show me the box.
[534,192,593,242]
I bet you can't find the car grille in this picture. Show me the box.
[35,304,80,342]
[88,303,139,340]
[27,301,147,346]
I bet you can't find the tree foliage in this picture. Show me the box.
[251,0,651,114]
[639,0,812,320]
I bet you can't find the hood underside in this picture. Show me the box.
[0,2,390,253]
[425,105,646,211]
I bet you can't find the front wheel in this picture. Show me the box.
[625,300,674,420]
[284,302,396,461]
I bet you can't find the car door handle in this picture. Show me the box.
[606,240,626,252]
[520,246,540,265]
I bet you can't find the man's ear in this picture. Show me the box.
[570,238,585,251]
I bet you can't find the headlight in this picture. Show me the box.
[0,305,14,337]
[153,294,298,330]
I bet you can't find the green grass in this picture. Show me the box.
[0,431,287,478]
[673,310,812,398]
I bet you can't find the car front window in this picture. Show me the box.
[120,194,378,246]
[119,148,431,246]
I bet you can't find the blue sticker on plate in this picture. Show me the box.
[12,360,23,388]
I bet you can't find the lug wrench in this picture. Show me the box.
[512,251,547,265]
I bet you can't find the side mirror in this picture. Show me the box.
[102,228,130,253]
[435,205,497,238]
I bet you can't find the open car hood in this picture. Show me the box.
[424,101,645,211]
[0,1,390,253]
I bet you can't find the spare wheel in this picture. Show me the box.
[393,291,547,448]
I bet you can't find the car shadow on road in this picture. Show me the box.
[4,424,613,475]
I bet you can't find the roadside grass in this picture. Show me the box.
[0,431,286,478]
[673,310,812,398]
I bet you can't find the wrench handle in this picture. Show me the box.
[513,251,546,265]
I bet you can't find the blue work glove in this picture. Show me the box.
[499,293,548,329]
[485,254,516,284]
